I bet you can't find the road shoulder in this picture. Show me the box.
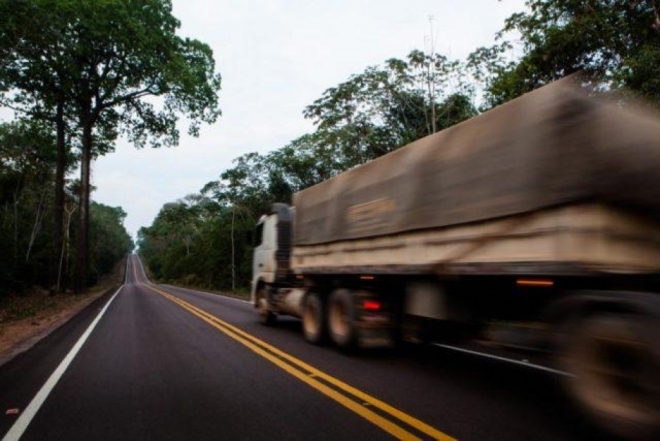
[0,286,118,368]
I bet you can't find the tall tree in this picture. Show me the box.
[304,51,476,170]
[0,0,79,292]
[1,0,222,292]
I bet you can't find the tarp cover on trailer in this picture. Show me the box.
[293,78,660,246]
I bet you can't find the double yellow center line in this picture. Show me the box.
[145,284,455,440]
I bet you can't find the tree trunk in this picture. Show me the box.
[58,203,75,293]
[52,99,66,293]
[231,207,235,293]
[26,189,47,263]
[426,63,437,135]
[13,191,19,265]
[75,121,92,294]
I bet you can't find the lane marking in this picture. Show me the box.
[161,285,251,304]
[150,287,420,440]
[146,284,454,441]
[2,286,124,441]
[433,343,574,377]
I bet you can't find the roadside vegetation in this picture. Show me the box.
[139,1,660,293]
[0,117,134,294]
[0,0,221,299]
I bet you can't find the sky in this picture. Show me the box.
[92,0,527,239]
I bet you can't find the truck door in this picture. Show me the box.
[252,215,278,285]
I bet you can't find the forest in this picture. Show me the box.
[138,1,660,293]
[0,0,221,295]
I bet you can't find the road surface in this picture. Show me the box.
[0,255,599,440]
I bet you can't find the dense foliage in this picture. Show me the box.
[0,121,133,295]
[473,0,660,107]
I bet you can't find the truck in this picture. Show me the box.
[250,78,660,438]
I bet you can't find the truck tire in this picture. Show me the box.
[256,285,276,326]
[328,289,358,350]
[302,292,326,345]
[560,312,660,439]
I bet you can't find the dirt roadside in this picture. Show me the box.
[0,260,126,367]
[0,287,118,367]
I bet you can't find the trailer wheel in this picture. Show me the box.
[328,289,358,350]
[560,313,660,439]
[302,292,326,345]
[256,285,276,326]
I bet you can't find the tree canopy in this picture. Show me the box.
[304,51,476,167]
[477,0,660,107]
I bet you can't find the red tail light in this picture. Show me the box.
[364,300,382,311]
[516,278,554,287]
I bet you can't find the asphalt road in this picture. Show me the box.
[0,255,600,440]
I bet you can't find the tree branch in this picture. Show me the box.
[100,84,158,110]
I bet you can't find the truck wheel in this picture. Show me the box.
[256,286,276,326]
[328,289,358,350]
[302,292,326,344]
[560,313,660,439]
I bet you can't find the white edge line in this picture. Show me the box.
[433,343,575,378]
[2,285,124,441]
